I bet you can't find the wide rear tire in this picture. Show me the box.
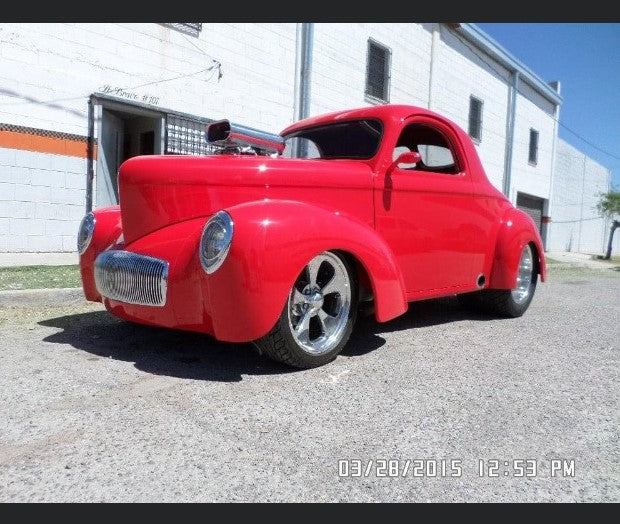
[457,243,538,318]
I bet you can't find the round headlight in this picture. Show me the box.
[77,212,96,255]
[199,210,234,274]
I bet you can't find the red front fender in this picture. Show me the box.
[488,208,547,290]
[207,200,408,342]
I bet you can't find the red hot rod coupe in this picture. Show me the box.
[78,104,545,368]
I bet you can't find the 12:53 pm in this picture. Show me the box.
[478,459,538,477]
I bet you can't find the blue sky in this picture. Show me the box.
[477,23,620,190]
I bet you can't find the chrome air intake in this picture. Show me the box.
[206,119,285,155]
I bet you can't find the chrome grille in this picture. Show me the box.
[94,251,168,307]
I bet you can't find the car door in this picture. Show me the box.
[374,116,479,297]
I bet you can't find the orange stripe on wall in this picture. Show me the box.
[0,130,97,159]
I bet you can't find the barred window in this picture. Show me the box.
[528,128,539,165]
[162,23,202,37]
[365,39,391,103]
[468,96,483,142]
[165,115,217,155]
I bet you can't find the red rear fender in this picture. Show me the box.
[489,208,546,290]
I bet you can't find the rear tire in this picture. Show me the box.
[458,243,538,318]
[255,251,358,368]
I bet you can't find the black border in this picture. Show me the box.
[1,1,618,22]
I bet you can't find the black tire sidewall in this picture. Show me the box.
[458,250,539,318]
[505,271,538,316]
[479,269,539,318]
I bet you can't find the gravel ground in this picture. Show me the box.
[0,268,618,502]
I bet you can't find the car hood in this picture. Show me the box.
[118,154,373,244]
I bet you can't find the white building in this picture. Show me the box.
[0,23,613,254]
[548,138,614,253]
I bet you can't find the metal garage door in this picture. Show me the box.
[516,192,544,234]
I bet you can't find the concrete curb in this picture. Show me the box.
[546,263,574,270]
[0,288,86,307]
[547,263,618,271]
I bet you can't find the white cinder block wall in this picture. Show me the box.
[0,22,613,254]
[0,23,297,252]
[548,139,614,254]
[0,149,85,252]
[310,23,431,115]
[0,23,297,135]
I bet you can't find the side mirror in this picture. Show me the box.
[390,151,421,172]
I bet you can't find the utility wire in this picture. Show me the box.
[124,62,220,90]
[180,32,223,81]
[0,64,220,108]
[551,216,608,224]
[0,33,223,108]
[555,121,620,161]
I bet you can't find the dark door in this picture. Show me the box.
[516,192,544,234]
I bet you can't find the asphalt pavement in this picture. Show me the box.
[0,268,618,502]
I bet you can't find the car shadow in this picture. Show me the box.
[356,295,497,335]
[38,296,492,382]
[39,311,295,382]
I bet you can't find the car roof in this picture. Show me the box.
[280,104,439,136]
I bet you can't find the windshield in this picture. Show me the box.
[282,119,383,160]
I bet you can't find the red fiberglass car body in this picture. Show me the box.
[78,104,545,368]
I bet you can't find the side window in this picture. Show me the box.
[468,96,483,142]
[282,137,321,159]
[394,123,459,175]
[418,144,455,169]
[365,39,391,103]
[528,128,539,165]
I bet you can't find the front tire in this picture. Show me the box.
[458,243,538,318]
[255,251,358,368]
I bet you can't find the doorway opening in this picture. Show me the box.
[96,103,163,207]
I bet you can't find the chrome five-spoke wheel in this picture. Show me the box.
[287,251,351,355]
[255,251,357,368]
